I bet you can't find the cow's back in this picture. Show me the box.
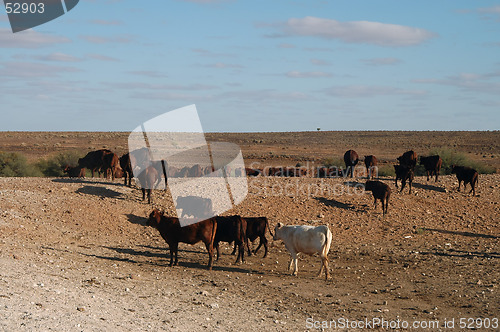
[287,225,330,255]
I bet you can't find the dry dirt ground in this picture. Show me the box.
[0,131,499,331]
[0,172,498,331]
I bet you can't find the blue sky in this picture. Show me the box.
[1,0,499,131]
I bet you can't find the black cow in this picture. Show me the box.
[231,217,272,258]
[119,153,133,186]
[214,216,247,264]
[451,165,478,196]
[63,165,85,178]
[419,155,442,182]
[364,180,391,216]
[78,149,112,177]
[344,150,359,178]
[397,150,417,169]
[394,165,414,194]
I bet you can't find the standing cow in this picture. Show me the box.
[397,150,417,170]
[394,165,414,194]
[451,165,478,196]
[343,150,359,178]
[364,155,378,179]
[419,155,442,182]
[364,180,391,216]
[273,223,332,280]
[137,165,159,204]
[78,149,112,177]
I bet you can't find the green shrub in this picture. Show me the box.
[377,165,395,177]
[0,151,42,177]
[36,151,84,177]
[427,148,495,175]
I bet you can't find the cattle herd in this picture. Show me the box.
[62,147,480,280]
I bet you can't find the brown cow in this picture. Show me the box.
[78,149,112,177]
[397,150,417,169]
[419,155,442,182]
[344,150,359,178]
[102,152,120,181]
[245,167,261,177]
[63,165,85,178]
[365,180,391,216]
[231,217,272,258]
[214,216,247,264]
[394,165,414,194]
[451,165,478,196]
[146,209,216,269]
[364,155,378,179]
[137,165,159,204]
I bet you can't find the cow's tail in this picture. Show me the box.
[210,218,217,248]
[266,218,274,238]
[322,226,333,258]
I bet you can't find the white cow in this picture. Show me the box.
[273,223,332,280]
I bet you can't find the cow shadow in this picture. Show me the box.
[422,228,498,239]
[125,214,147,226]
[420,249,500,259]
[412,182,446,192]
[52,178,125,187]
[314,197,368,212]
[75,185,124,199]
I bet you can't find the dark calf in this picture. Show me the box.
[364,180,391,216]
[344,150,359,178]
[394,165,414,194]
[137,165,158,204]
[146,209,216,269]
[451,165,478,196]
[419,155,442,182]
[214,216,247,264]
[63,165,85,178]
[397,150,417,169]
[231,217,272,258]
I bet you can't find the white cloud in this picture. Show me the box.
[0,28,70,48]
[362,57,402,66]
[286,71,332,78]
[80,35,134,44]
[34,53,82,62]
[310,59,331,66]
[0,62,80,78]
[263,17,436,47]
[413,72,500,95]
[86,54,120,62]
[324,85,426,98]
[478,5,500,21]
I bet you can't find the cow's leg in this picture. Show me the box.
[173,244,179,266]
[215,243,220,261]
[235,242,244,264]
[291,252,298,276]
[142,188,146,201]
[408,178,412,194]
[381,199,385,216]
[230,242,237,255]
[147,189,152,204]
[373,197,377,209]
[321,255,330,280]
[168,245,176,267]
[394,176,399,188]
[262,238,268,258]
[205,241,214,270]
[385,196,389,215]
[400,179,406,193]
[457,180,462,192]
[253,238,264,256]
[426,171,430,181]
[435,171,439,182]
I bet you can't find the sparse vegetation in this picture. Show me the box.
[377,165,396,177]
[35,151,84,177]
[322,157,345,168]
[425,148,496,175]
[0,151,42,177]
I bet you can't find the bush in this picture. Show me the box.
[35,151,84,177]
[0,151,42,177]
[377,165,395,177]
[322,157,345,168]
[427,148,495,175]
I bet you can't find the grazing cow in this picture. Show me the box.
[231,217,273,258]
[343,150,359,178]
[364,180,391,216]
[273,223,332,280]
[102,152,120,181]
[146,209,216,269]
[177,166,190,178]
[394,165,414,194]
[189,164,203,177]
[137,165,159,204]
[397,150,417,169]
[419,155,442,182]
[451,165,478,196]
[214,216,247,264]
[364,155,378,179]
[78,149,112,177]
[63,165,85,178]
[315,166,342,178]
[119,153,133,186]
[176,196,214,220]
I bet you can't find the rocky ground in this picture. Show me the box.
[0,172,498,331]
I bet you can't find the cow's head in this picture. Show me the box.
[147,208,163,228]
